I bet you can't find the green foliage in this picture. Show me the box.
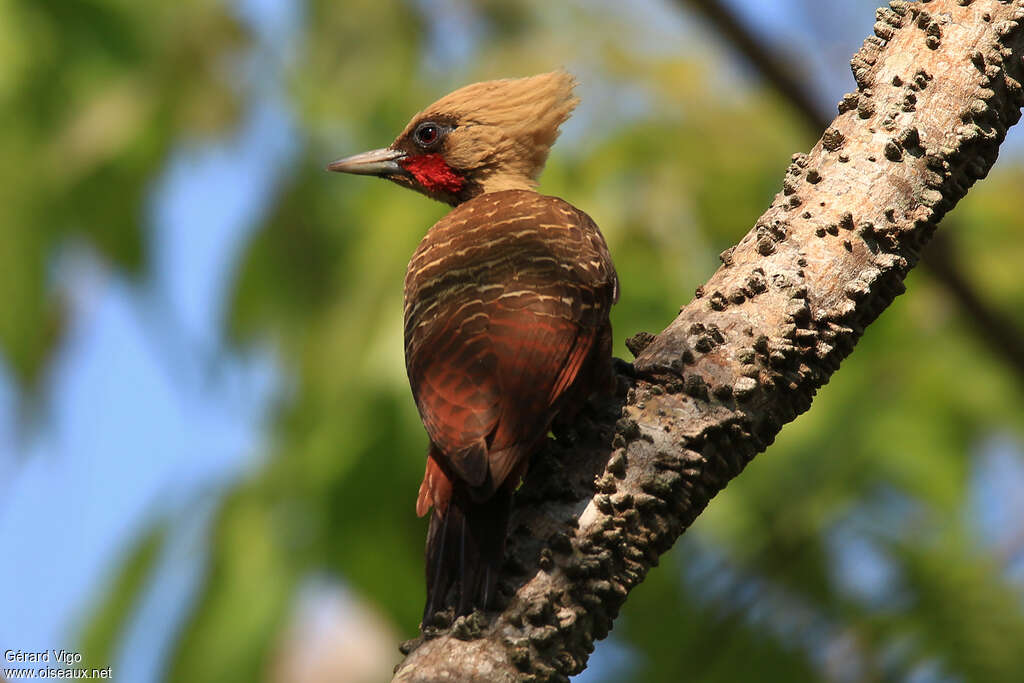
[7,0,1024,681]
[78,523,167,673]
[0,0,247,387]
[619,544,821,683]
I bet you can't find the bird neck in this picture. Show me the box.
[475,172,537,196]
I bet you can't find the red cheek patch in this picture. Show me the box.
[400,154,465,196]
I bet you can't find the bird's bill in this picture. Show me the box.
[326,147,407,176]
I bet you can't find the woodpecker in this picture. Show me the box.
[328,71,618,619]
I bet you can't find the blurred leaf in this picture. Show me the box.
[0,0,248,387]
[78,523,167,672]
[883,530,1024,680]
[620,543,822,683]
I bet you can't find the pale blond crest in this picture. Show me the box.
[396,71,579,194]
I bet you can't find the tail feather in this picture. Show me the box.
[424,487,512,620]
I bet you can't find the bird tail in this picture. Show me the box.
[419,455,511,620]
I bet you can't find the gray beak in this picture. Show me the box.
[326,147,407,176]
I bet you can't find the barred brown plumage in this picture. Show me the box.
[328,71,618,621]
[405,189,617,494]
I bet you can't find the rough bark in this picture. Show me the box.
[684,0,1024,386]
[393,1,1024,680]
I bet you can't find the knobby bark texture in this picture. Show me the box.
[684,0,1024,386]
[393,2,1024,680]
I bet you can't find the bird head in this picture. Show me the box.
[328,71,579,206]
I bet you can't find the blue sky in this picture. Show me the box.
[0,81,287,661]
[1,1,1023,681]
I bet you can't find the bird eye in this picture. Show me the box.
[414,122,440,147]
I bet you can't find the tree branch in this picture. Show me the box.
[683,0,1024,385]
[393,1,1024,680]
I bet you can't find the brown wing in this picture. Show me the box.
[404,190,617,498]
